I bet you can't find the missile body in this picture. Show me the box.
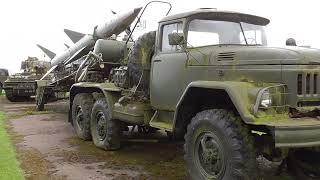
[45,7,142,67]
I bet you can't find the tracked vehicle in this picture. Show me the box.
[3,57,50,102]
[69,3,320,179]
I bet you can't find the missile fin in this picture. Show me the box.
[36,44,56,59]
[64,29,85,43]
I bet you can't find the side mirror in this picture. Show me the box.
[168,32,185,46]
[286,38,297,46]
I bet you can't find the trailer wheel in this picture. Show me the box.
[184,109,257,180]
[91,97,120,150]
[72,93,93,140]
[36,87,45,111]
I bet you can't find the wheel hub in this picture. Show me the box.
[196,132,225,178]
[96,111,107,141]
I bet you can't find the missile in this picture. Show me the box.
[38,7,142,80]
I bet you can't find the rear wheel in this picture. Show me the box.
[184,109,257,180]
[91,97,120,150]
[72,93,93,140]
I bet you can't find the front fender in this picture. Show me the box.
[175,81,256,124]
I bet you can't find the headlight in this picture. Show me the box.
[260,90,272,108]
[253,84,287,114]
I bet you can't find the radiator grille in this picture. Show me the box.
[297,73,318,96]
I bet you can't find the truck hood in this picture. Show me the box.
[275,46,320,64]
[205,46,320,65]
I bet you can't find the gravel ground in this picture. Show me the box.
[0,96,295,180]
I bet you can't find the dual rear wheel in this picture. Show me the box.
[72,93,120,150]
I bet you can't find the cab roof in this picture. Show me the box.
[160,9,270,26]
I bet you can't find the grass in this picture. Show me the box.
[0,112,24,180]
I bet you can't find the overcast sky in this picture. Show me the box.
[1,0,320,74]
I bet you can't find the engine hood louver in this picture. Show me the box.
[217,52,236,61]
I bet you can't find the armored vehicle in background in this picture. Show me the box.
[3,57,50,102]
[0,68,9,94]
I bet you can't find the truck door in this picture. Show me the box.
[150,22,187,111]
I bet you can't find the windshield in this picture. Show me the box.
[187,19,267,47]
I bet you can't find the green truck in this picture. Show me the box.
[0,68,9,94]
[3,57,50,102]
[68,6,320,180]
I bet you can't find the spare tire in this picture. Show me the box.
[127,31,156,95]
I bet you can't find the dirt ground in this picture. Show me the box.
[0,96,294,180]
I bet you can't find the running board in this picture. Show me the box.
[149,111,174,131]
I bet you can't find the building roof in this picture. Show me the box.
[160,8,270,26]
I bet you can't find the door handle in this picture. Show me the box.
[154,59,162,62]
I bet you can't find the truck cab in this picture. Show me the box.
[69,8,320,180]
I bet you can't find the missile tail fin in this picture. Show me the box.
[64,29,85,43]
[36,44,56,59]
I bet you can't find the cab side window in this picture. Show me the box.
[161,22,183,52]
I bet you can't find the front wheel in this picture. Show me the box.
[91,97,120,150]
[184,109,257,180]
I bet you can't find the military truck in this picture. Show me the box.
[0,68,9,94]
[3,57,50,102]
[68,5,320,180]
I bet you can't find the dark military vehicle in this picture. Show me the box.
[3,57,50,102]
[68,4,320,180]
[0,68,9,94]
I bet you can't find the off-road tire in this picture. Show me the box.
[72,93,93,140]
[4,89,17,102]
[184,109,257,180]
[128,31,156,93]
[91,97,120,150]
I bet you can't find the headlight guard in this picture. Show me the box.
[253,84,288,114]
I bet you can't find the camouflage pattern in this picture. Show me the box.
[3,57,50,101]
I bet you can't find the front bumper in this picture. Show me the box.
[274,123,320,148]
